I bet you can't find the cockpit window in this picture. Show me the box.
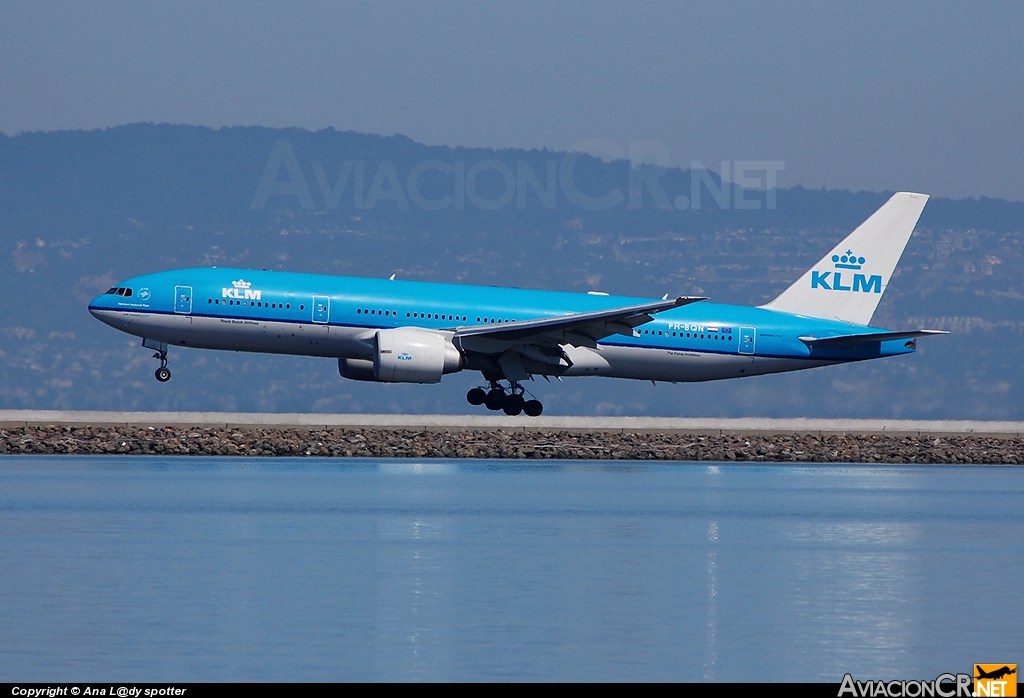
[122,288,132,297]
[106,287,119,295]
[105,287,133,297]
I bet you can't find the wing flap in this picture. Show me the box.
[454,296,704,349]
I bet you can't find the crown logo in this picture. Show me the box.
[831,250,865,270]
[231,279,252,288]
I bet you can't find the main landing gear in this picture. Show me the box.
[467,381,543,417]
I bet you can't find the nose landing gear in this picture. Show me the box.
[143,338,171,383]
[466,380,543,417]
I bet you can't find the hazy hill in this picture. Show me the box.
[1,124,1022,417]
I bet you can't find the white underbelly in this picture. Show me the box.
[94,310,371,359]
[594,344,827,382]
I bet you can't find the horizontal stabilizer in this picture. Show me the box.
[799,329,949,347]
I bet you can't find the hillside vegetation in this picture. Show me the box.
[1,124,1022,418]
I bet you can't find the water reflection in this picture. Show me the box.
[785,521,918,675]
[0,457,1020,681]
[705,520,719,681]
[374,462,456,681]
[378,462,458,475]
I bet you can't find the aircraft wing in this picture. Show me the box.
[454,296,705,349]
[799,329,949,347]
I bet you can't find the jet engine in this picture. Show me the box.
[338,328,463,383]
[374,328,462,383]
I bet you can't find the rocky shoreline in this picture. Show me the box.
[1,425,1022,463]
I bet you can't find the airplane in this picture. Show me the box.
[975,666,1016,681]
[89,191,947,416]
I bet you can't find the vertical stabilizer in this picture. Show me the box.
[761,192,929,325]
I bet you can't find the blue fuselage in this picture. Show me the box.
[89,267,915,384]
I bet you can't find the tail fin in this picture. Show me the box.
[761,192,929,325]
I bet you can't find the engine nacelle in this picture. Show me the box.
[372,328,462,383]
[338,358,377,381]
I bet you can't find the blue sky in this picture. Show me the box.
[2,1,1022,199]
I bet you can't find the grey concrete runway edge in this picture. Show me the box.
[2,410,1024,463]
[3,410,1024,436]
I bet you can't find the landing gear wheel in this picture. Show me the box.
[523,399,543,417]
[155,367,172,383]
[502,394,525,416]
[484,388,506,411]
[467,388,487,405]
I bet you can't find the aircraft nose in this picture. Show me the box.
[88,292,112,319]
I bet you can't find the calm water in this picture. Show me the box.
[0,456,1021,682]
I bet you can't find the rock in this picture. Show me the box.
[0,424,1022,464]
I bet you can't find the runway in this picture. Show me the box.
[1,410,1023,437]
